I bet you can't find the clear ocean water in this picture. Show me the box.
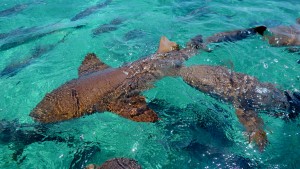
[0,0,300,168]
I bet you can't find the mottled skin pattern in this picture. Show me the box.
[31,67,129,123]
[30,34,299,150]
[85,158,141,169]
[30,36,199,123]
[179,66,289,111]
[179,65,293,150]
[78,53,110,76]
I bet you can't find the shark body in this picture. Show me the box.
[30,36,190,123]
[0,20,84,51]
[30,33,300,150]
[92,18,125,36]
[0,32,70,78]
[70,0,112,21]
[0,1,42,17]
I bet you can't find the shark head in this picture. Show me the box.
[30,84,82,123]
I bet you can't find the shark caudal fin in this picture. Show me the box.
[253,26,267,36]
[78,53,110,76]
[156,36,180,53]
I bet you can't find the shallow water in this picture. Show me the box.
[0,0,300,168]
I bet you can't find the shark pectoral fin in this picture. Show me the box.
[107,94,159,122]
[235,108,268,151]
[156,36,180,53]
[78,53,110,76]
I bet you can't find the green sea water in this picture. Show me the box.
[0,0,300,168]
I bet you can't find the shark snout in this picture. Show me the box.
[30,107,46,122]
[30,100,59,123]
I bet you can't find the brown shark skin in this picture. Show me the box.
[179,66,289,111]
[78,53,110,76]
[236,108,267,151]
[179,65,290,150]
[30,68,128,123]
[262,18,300,47]
[30,37,199,124]
[85,158,141,169]
[30,35,297,150]
[157,36,180,53]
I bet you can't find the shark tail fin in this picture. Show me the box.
[156,36,180,53]
[253,26,267,36]
[78,53,110,77]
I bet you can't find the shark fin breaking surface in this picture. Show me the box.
[253,26,267,36]
[156,36,180,53]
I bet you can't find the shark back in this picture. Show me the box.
[30,54,127,123]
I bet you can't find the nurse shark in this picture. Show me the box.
[0,32,71,78]
[0,1,43,17]
[30,31,300,151]
[92,17,125,36]
[0,119,69,162]
[256,18,300,47]
[0,20,85,51]
[70,0,112,21]
[254,18,300,63]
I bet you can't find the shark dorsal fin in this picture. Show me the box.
[78,53,110,77]
[253,26,267,36]
[156,36,179,53]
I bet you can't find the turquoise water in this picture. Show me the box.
[0,0,300,168]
